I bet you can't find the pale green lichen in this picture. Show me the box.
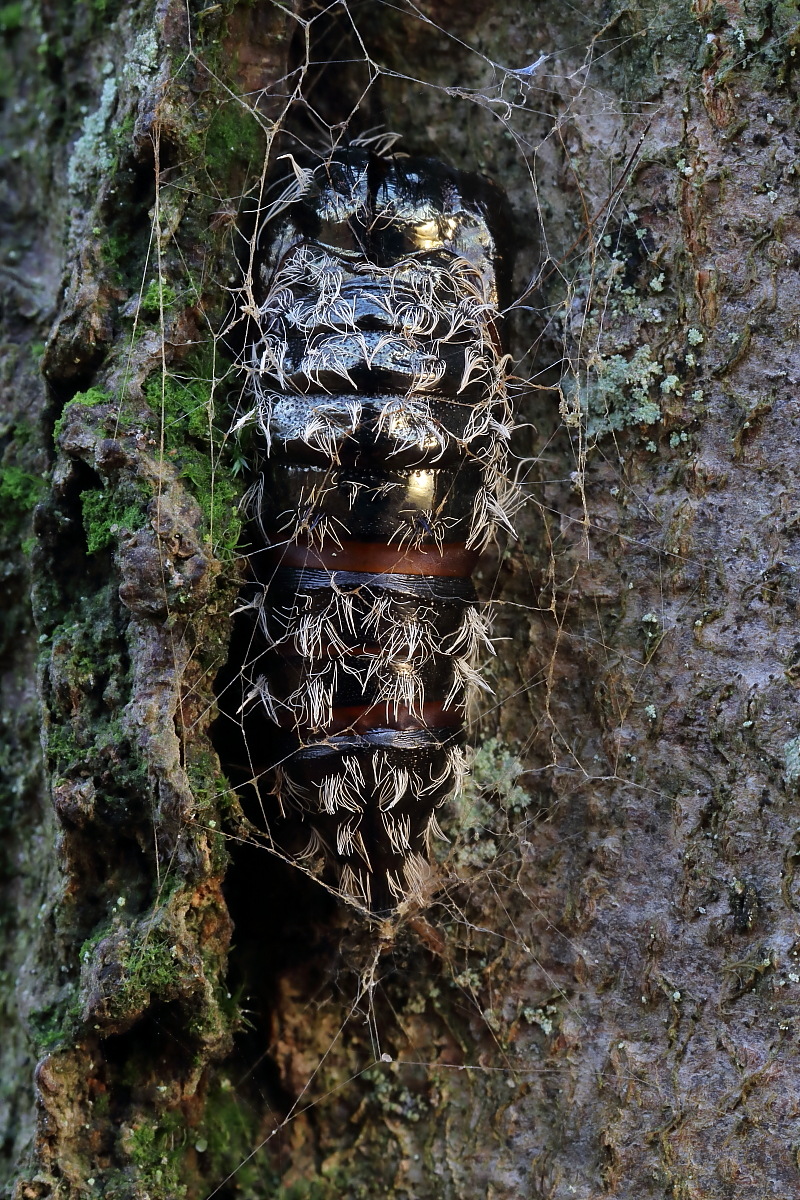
[466,738,530,813]
[67,73,117,192]
[449,738,531,867]
[523,1003,559,1035]
[122,27,159,85]
[783,736,800,788]
[640,612,662,656]
[566,345,664,436]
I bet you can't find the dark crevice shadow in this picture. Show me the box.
[211,612,343,1124]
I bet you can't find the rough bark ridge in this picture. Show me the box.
[2,0,800,1197]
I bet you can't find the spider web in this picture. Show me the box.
[125,1,668,1194]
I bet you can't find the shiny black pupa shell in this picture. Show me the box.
[231,147,514,913]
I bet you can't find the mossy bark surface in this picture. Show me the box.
[3,1,800,1197]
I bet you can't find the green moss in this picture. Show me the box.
[178,449,242,554]
[111,932,184,1016]
[79,923,190,1034]
[204,99,265,179]
[53,386,111,444]
[184,749,231,871]
[44,586,147,793]
[144,358,244,556]
[140,278,178,318]
[197,1078,274,1197]
[195,1074,353,1198]
[47,708,147,792]
[27,975,86,1053]
[148,368,212,445]
[108,112,135,157]
[0,417,47,546]
[103,229,131,274]
[186,748,234,817]
[0,3,23,32]
[45,723,81,776]
[0,463,46,533]
[78,923,111,967]
[27,997,73,1051]
[80,486,147,554]
[129,1114,188,1200]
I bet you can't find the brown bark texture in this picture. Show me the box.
[2,0,800,1197]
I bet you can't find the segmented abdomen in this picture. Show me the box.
[238,148,512,912]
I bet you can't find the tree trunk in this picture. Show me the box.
[3,1,800,1196]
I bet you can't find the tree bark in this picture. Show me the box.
[3,1,800,1197]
